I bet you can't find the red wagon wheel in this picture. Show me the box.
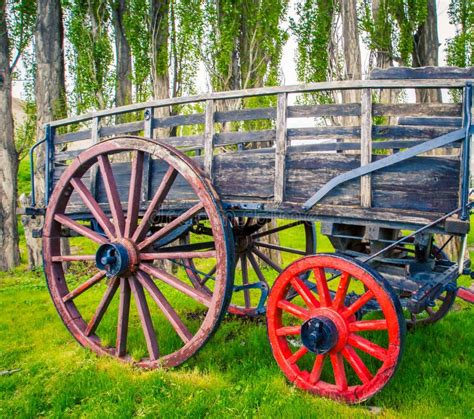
[43,136,233,368]
[183,217,316,316]
[267,254,406,404]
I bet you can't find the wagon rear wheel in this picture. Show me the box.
[43,136,233,368]
[267,254,406,404]
[183,218,316,316]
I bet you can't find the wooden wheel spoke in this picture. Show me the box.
[276,325,301,336]
[136,271,193,344]
[347,334,387,361]
[54,214,108,245]
[252,221,303,239]
[426,307,435,316]
[140,250,216,260]
[85,277,120,336]
[341,345,373,384]
[330,352,348,391]
[309,354,325,384]
[343,290,374,318]
[332,272,351,310]
[201,265,217,285]
[53,254,95,263]
[276,300,310,320]
[254,241,306,256]
[125,151,144,238]
[70,177,116,239]
[290,277,320,310]
[63,271,106,302]
[314,267,331,307]
[287,346,308,365]
[139,263,211,307]
[116,278,131,357]
[247,252,268,285]
[349,319,388,332]
[240,254,251,308]
[252,247,282,273]
[97,155,126,237]
[138,203,204,251]
[129,277,159,360]
[133,166,178,242]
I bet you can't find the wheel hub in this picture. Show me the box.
[301,316,338,354]
[96,240,137,277]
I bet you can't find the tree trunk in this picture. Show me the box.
[340,0,362,127]
[28,0,68,268]
[150,0,170,139]
[0,1,20,271]
[412,0,442,103]
[112,0,132,110]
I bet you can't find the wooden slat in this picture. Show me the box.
[204,100,215,179]
[164,135,204,148]
[274,93,288,203]
[215,107,276,122]
[288,103,361,118]
[89,116,100,198]
[398,117,462,127]
[100,120,144,137]
[288,126,360,140]
[214,129,275,147]
[142,107,153,201]
[373,103,462,117]
[55,129,92,144]
[370,66,474,80]
[153,113,204,128]
[360,88,372,208]
[373,125,453,139]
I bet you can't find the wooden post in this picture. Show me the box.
[360,88,372,208]
[142,107,153,201]
[274,93,288,204]
[204,100,215,180]
[90,116,101,198]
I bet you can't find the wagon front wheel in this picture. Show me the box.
[43,136,233,368]
[267,254,406,404]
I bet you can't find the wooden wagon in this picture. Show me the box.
[26,67,474,403]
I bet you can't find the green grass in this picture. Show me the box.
[1,222,473,418]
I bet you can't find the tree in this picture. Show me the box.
[446,0,473,69]
[111,0,132,108]
[29,0,68,268]
[0,0,20,270]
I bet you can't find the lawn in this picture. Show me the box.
[1,218,473,418]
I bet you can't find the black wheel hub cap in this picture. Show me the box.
[301,316,338,354]
[95,243,130,277]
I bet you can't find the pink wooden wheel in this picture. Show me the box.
[43,136,233,368]
[267,254,406,404]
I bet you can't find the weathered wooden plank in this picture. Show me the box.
[164,135,204,149]
[214,129,276,147]
[55,129,92,144]
[373,125,453,139]
[288,103,361,118]
[370,66,474,80]
[274,93,288,203]
[153,113,205,128]
[55,149,82,162]
[288,126,360,140]
[89,117,100,198]
[398,116,462,127]
[100,120,144,137]
[203,100,215,179]
[360,88,372,208]
[215,107,276,122]
[373,103,462,117]
[142,107,153,201]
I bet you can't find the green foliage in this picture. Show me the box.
[14,101,37,161]
[446,0,473,68]
[360,0,428,66]
[64,0,114,112]
[291,0,334,104]
[5,0,36,71]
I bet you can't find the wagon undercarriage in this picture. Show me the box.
[26,66,474,403]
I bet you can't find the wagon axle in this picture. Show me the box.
[301,316,338,355]
[95,241,138,278]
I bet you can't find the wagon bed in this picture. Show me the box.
[32,67,473,233]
